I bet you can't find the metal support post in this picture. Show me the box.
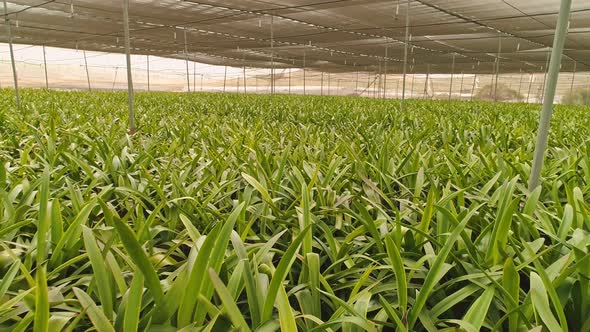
[223,66,227,92]
[321,72,324,96]
[383,46,388,99]
[569,61,576,96]
[83,50,91,91]
[184,30,190,92]
[42,45,49,89]
[527,73,534,103]
[449,53,455,101]
[423,64,430,99]
[303,53,306,95]
[3,0,20,109]
[470,73,477,101]
[270,14,275,94]
[123,0,136,133]
[528,0,572,191]
[459,72,464,100]
[401,0,410,111]
[494,34,502,102]
[147,55,150,91]
[540,50,550,103]
[517,70,524,98]
[243,66,247,94]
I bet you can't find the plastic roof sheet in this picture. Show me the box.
[1,0,589,73]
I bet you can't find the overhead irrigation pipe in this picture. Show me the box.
[123,0,136,134]
[528,0,572,192]
[3,0,21,110]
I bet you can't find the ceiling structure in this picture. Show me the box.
[1,0,589,74]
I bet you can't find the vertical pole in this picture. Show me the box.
[42,45,49,89]
[528,0,572,191]
[288,68,291,94]
[3,0,20,110]
[470,73,477,101]
[184,30,190,92]
[517,70,524,98]
[367,72,371,97]
[355,71,359,94]
[243,66,247,94]
[200,74,203,91]
[401,0,410,111]
[459,72,464,100]
[83,50,91,91]
[540,50,550,103]
[449,53,455,101]
[527,73,534,103]
[321,72,324,96]
[223,66,227,92]
[383,46,388,99]
[193,62,196,92]
[147,55,150,91]
[377,61,383,98]
[569,61,576,96]
[327,72,331,96]
[423,64,430,99]
[303,53,306,95]
[123,0,136,134]
[270,14,275,95]
[410,74,415,99]
[494,34,502,102]
[112,67,118,90]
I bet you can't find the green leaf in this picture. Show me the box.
[261,225,311,322]
[73,287,115,332]
[530,272,561,332]
[208,268,251,332]
[407,204,479,329]
[385,234,407,316]
[33,266,49,332]
[124,272,144,332]
[82,226,114,320]
[462,286,494,330]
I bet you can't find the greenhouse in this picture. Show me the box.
[0,0,589,331]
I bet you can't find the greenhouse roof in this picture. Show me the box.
[1,0,589,73]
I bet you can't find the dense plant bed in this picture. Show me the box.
[1,90,589,331]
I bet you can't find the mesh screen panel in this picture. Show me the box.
[1,0,589,73]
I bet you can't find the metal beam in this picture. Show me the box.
[123,0,136,134]
[528,0,572,192]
